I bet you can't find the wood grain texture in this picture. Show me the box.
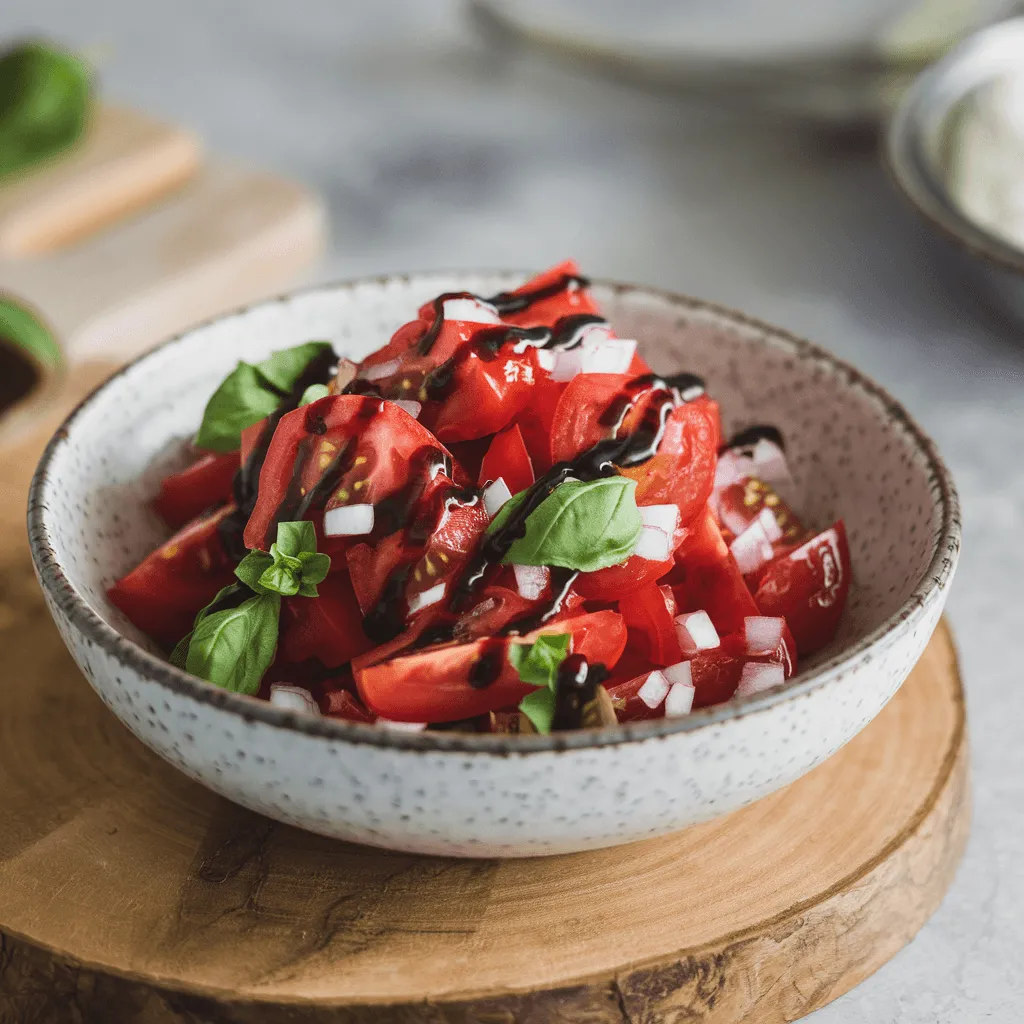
[0,383,969,1024]
[0,105,201,257]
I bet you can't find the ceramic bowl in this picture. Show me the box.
[27,273,960,857]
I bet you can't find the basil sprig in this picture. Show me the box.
[510,633,571,734]
[0,296,62,368]
[194,341,333,453]
[171,521,330,694]
[489,477,642,573]
[234,521,330,598]
[0,42,91,181]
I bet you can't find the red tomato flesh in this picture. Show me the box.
[152,451,239,530]
[478,422,535,494]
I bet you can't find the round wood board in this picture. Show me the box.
[0,384,969,1024]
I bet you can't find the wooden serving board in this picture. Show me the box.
[0,379,969,1023]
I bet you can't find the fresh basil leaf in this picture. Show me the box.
[0,297,62,369]
[255,341,332,393]
[296,552,331,597]
[485,488,529,535]
[275,520,317,559]
[0,42,91,181]
[234,551,274,593]
[299,383,330,406]
[169,633,191,669]
[259,563,300,597]
[519,687,556,734]
[503,477,642,572]
[185,592,280,695]
[194,361,281,453]
[508,633,570,689]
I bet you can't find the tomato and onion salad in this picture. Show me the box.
[109,262,853,733]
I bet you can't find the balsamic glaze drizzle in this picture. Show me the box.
[720,424,785,454]
[219,345,340,560]
[551,655,608,731]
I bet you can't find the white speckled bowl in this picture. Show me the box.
[28,273,960,857]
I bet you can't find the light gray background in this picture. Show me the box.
[6,2,1021,1020]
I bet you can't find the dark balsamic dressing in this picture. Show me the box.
[720,424,785,454]
[551,655,608,731]
[219,345,340,560]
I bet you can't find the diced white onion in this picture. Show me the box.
[483,477,512,518]
[674,610,720,655]
[358,358,400,382]
[756,506,783,543]
[335,357,358,391]
[729,512,776,574]
[663,661,693,688]
[634,525,671,562]
[513,563,549,601]
[665,682,695,717]
[377,719,428,732]
[714,449,749,493]
[535,349,558,372]
[637,670,670,709]
[269,685,320,716]
[408,582,446,614]
[324,503,374,537]
[392,399,421,419]
[580,338,637,375]
[550,347,584,381]
[735,661,785,698]
[442,297,502,324]
[751,438,792,486]
[640,503,680,536]
[744,615,785,656]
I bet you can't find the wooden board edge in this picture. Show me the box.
[0,623,970,1024]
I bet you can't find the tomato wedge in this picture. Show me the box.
[357,610,627,722]
[753,522,851,657]
[279,571,373,668]
[152,450,239,529]
[499,259,603,328]
[670,506,760,636]
[620,583,681,666]
[108,506,236,648]
[244,395,459,552]
[478,422,534,494]
[575,552,674,601]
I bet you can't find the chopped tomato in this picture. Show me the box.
[574,552,674,601]
[244,395,459,552]
[452,585,539,640]
[606,669,665,723]
[669,505,760,637]
[357,610,627,722]
[478,422,534,494]
[716,476,806,547]
[753,522,851,657]
[509,374,563,473]
[152,451,239,529]
[108,506,236,648]
[279,571,373,668]
[549,373,631,464]
[621,583,681,666]
[690,645,746,708]
[499,259,603,328]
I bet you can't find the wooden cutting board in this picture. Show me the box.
[0,103,323,448]
[0,374,969,1023]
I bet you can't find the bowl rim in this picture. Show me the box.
[27,271,961,753]
[885,17,1024,280]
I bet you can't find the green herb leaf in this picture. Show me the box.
[296,552,331,597]
[0,42,91,181]
[0,296,62,368]
[194,343,334,453]
[501,477,642,572]
[519,687,556,734]
[485,487,529,536]
[234,521,330,598]
[185,592,280,695]
[234,551,274,593]
[194,361,282,453]
[299,383,330,406]
[255,341,332,393]
[275,520,317,559]
[508,633,570,689]
[169,633,191,670]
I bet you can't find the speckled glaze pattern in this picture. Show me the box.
[27,273,960,857]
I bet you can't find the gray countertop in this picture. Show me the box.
[7,1,1022,1020]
